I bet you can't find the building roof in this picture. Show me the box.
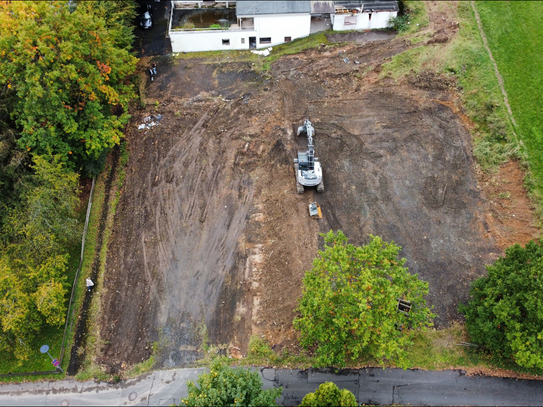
[311,1,335,14]
[362,0,399,12]
[236,1,311,16]
[335,0,399,12]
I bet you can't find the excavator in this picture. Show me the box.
[294,119,324,194]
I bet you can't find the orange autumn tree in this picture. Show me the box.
[0,1,137,166]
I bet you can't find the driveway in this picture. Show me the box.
[135,0,171,57]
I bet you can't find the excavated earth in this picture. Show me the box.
[96,3,539,373]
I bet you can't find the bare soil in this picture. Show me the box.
[96,3,539,373]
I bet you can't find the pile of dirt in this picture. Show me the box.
[94,3,539,373]
[408,69,456,91]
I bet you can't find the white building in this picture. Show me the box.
[169,1,398,53]
[332,1,399,31]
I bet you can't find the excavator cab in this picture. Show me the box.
[297,151,309,170]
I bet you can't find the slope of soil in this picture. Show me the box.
[96,7,538,372]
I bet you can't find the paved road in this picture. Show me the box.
[0,367,541,406]
[135,0,171,57]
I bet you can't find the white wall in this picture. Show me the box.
[173,1,234,7]
[252,14,311,48]
[170,30,255,53]
[170,13,310,53]
[370,11,396,29]
[332,11,397,31]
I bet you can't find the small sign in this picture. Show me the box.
[52,359,60,367]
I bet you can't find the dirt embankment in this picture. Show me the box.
[96,3,539,373]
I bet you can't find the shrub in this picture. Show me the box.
[459,241,543,369]
[180,358,282,406]
[300,382,357,407]
[388,14,410,33]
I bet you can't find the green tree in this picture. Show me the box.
[459,241,543,369]
[76,1,138,51]
[294,231,434,368]
[180,358,282,407]
[4,155,80,258]
[0,124,31,230]
[0,154,80,361]
[300,382,357,407]
[0,1,137,164]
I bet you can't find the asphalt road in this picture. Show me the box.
[0,367,541,406]
[135,0,171,57]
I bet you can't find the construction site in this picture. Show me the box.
[94,2,539,374]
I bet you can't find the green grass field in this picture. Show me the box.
[475,1,543,205]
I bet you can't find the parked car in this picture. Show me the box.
[140,4,152,30]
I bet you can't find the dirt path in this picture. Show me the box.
[95,3,539,373]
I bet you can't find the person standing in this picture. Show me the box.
[152,63,157,75]
[86,278,94,292]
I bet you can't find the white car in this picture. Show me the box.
[140,5,152,30]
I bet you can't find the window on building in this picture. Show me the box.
[260,37,271,44]
[222,39,230,45]
[284,36,292,42]
[345,16,358,25]
[241,38,245,44]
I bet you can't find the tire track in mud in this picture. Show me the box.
[97,103,258,370]
[67,146,120,376]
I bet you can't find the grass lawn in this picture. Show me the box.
[475,1,543,206]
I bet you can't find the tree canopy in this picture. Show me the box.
[180,358,282,407]
[300,382,357,407]
[0,1,137,165]
[294,231,434,368]
[460,240,543,369]
[0,155,80,361]
[0,0,137,365]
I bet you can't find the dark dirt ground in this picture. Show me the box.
[95,3,539,373]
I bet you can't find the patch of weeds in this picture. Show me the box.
[72,145,129,379]
[124,342,158,378]
[390,0,429,36]
[381,45,436,79]
[404,323,476,370]
[473,139,518,171]
[136,73,147,108]
[247,336,275,361]
[197,320,209,353]
[75,365,109,382]
[388,14,410,33]
[235,336,313,369]
[119,142,129,167]
[492,191,512,199]
[175,49,260,65]
[262,32,330,69]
